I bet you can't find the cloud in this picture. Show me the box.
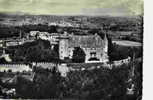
[0,0,143,16]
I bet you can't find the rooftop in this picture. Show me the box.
[69,34,105,48]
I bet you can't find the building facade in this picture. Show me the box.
[59,32,109,63]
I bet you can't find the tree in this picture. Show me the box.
[107,35,113,61]
[13,40,60,62]
[72,47,86,63]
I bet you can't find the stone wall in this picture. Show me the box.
[36,62,56,70]
[0,62,57,72]
[112,57,131,66]
[0,64,32,72]
[0,57,131,73]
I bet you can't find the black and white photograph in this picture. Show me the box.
[0,0,143,99]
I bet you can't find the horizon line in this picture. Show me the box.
[0,12,143,18]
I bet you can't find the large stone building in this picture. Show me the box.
[28,31,109,63]
[59,32,109,63]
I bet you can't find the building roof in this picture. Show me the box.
[68,34,105,48]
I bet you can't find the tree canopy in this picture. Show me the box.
[72,47,86,63]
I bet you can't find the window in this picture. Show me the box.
[90,52,96,57]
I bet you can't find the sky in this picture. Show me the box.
[0,0,143,16]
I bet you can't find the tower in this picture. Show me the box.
[102,33,109,62]
[59,32,70,60]
[104,33,108,53]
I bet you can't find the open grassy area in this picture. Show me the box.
[112,40,142,47]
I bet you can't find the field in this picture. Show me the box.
[112,40,142,47]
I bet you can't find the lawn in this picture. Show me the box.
[112,40,142,47]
